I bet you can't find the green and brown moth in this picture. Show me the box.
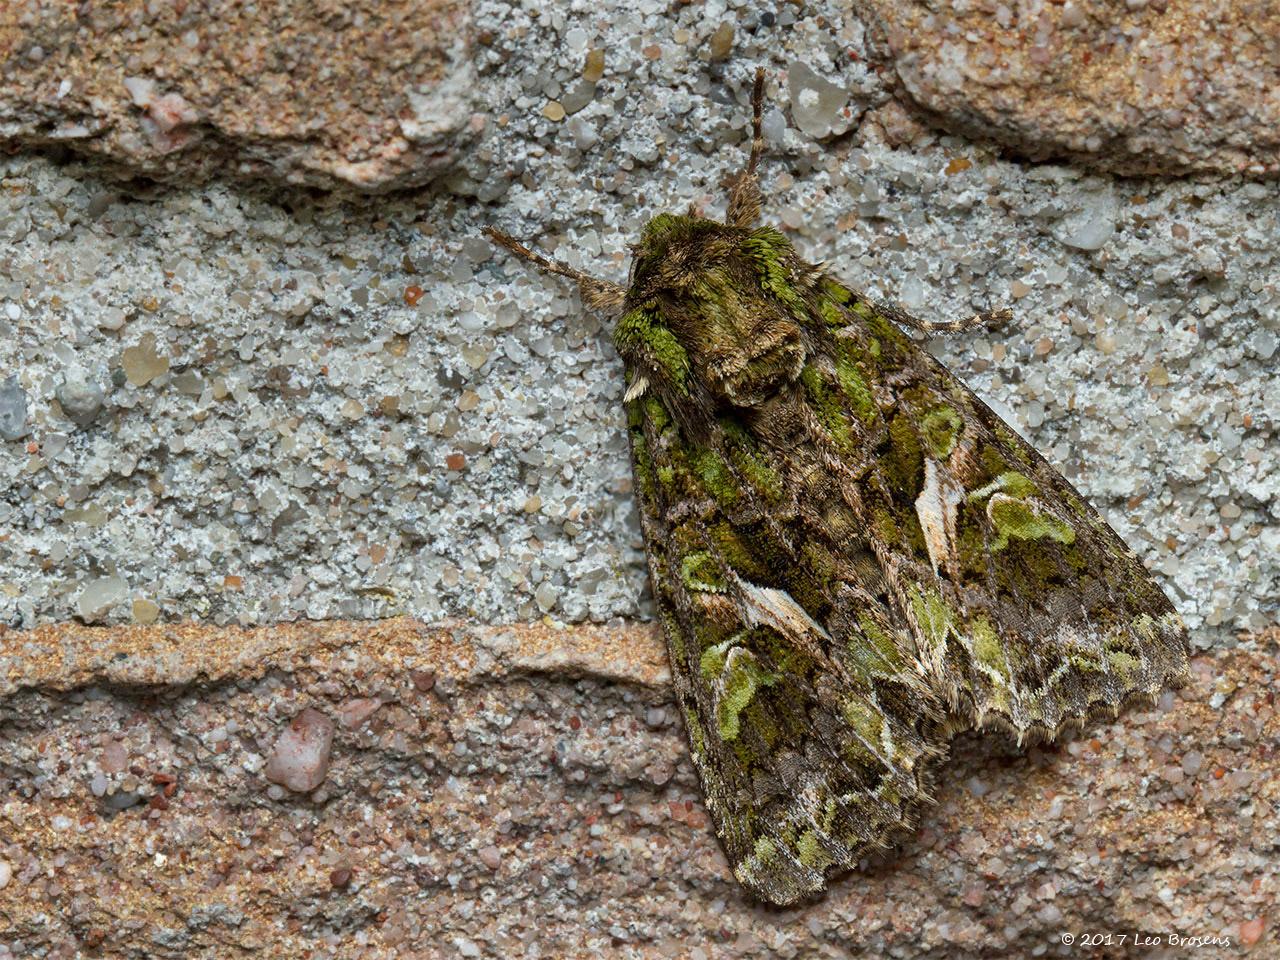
[486,70,1189,906]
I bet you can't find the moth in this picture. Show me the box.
[486,70,1189,906]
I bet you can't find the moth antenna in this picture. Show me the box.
[484,227,626,311]
[726,67,767,228]
[746,66,766,179]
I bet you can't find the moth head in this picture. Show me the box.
[621,213,808,409]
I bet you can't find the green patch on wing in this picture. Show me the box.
[742,627,818,686]
[741,226,806,316]
[1062,644,1106,675]
[969,616,1010,683]
[796,829,835,870]
[681,551,728,592]
[699,638,734,682]
[614,304,690,392]
[708,521,772,581]
[849,614,907,675]
[1103,633,1146,682]
[886,414,924,494]
[842,697,886,754]
[920,405,962,459]
[626,404,658,504]
[968,470,1038,503]
[715,648,779,742]
[1106,650,1143,680]
[846,299,910,369]
[683,705,706,759]
[834,346,879,425]
[721,419,784,501]
[909,586,954,649]
[642,392,672,432]
[987,496,1076,551]
[968,470,1076,551]
[690,448,740,507]
[733,835,783,890]
[820,277,853,305]
[968,615,1014,711]
[800,364,855,453]
[658,606,687,664]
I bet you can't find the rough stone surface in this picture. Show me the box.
[0,620,1273,957]
[862,0,1280,176]
[0,0,480,190]
[0,0,1276,640]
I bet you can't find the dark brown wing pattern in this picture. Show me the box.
[622,223,1188,905]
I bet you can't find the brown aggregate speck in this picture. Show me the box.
[330,866,353,890]
[583,49,606,82]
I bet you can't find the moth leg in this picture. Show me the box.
[726,67,768,228]
[865,295,1012,336]
[484,227,626,311]
[910,308,1013,334]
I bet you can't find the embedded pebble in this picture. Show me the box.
[708,22,734,62]
[338,697,382,729]
[103,791,143,811]
[787,60,851,140]
[55,366,105,428]
[131,598,161,624]
[120,332,168,386]
[535,582,559,612]
[1240,917,1265,946]
[559,81,596,116]
[76,576,128,623]
[1247,328,1277,360]
[582,49,605,83]
[1058,193,1118,251]
[0,376,28,440]
[100,740,128,773]
[264,708,335,793]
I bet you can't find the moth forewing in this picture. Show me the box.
[486,68,1188,906]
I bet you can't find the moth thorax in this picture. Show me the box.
[704,320,806,408]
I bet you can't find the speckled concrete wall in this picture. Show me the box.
[0,0,1276,638]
